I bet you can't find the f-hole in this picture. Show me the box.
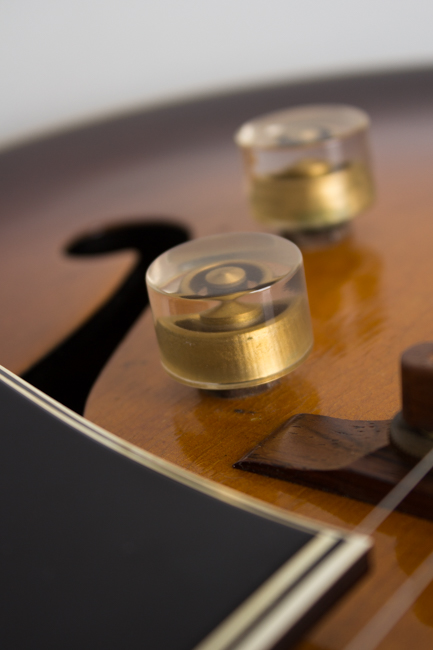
[22,220,189,414]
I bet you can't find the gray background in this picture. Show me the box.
[2,0,433,149]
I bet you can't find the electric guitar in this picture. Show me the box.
[1,67,433,649]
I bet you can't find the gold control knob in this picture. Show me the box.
[235,105,375,235]
[145,232,313,391]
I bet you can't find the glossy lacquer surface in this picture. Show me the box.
[2,70,433,648]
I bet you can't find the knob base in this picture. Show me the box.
[390,412,433,459]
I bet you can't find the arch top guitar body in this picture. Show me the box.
[1,69,433,649]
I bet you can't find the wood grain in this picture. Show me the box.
[234,413,433,520]
[2,69,433,648]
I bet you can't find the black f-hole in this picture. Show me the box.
[22,220,189,414]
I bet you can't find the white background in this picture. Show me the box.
[1,0,433,149]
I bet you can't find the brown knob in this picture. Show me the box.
[401,342,433,430]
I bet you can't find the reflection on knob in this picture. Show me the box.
[145,233,313,391]
[234,105,375,235]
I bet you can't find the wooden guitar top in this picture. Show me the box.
[2,69,433,648]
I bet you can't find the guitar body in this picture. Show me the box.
[1,69,433,648]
